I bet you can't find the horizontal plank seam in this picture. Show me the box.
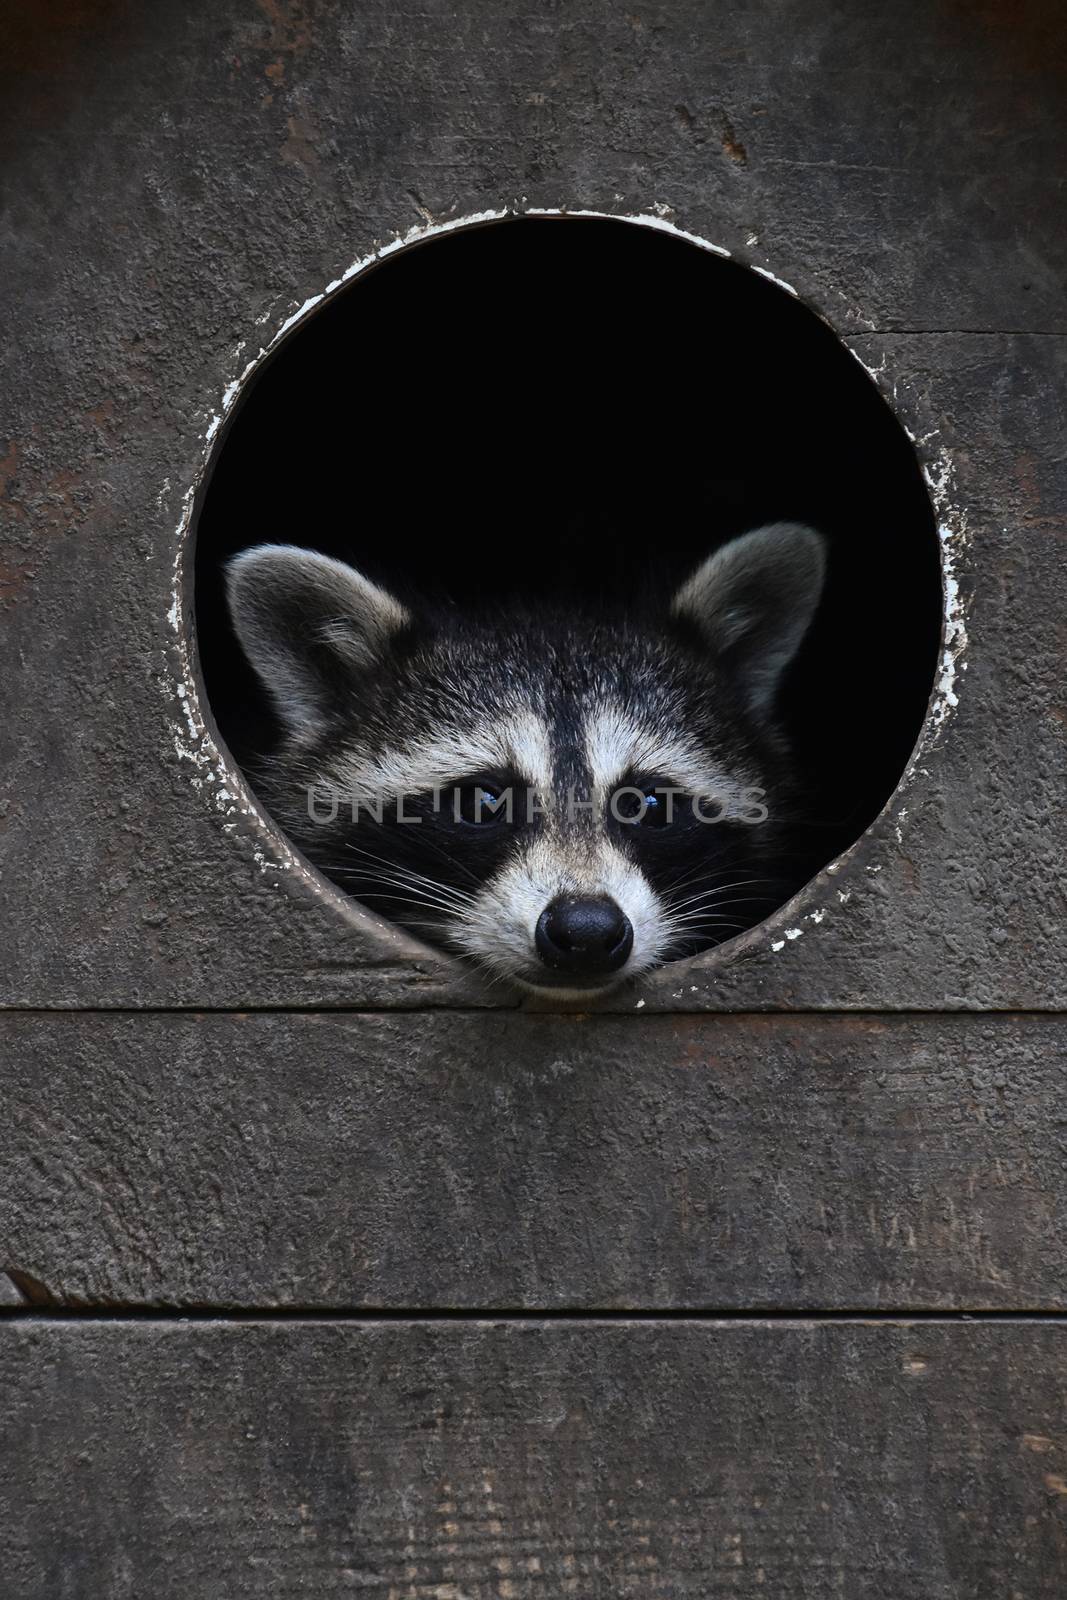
[2,1005,1067,1020]
[6,1308,1067,1325]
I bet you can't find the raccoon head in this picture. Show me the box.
[226,523,825,996]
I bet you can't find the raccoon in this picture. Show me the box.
[225,523,825,995]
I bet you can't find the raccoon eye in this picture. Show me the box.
[613,784,675,827]
[454,780,511,826]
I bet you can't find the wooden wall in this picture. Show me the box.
[3,0,1066,1592]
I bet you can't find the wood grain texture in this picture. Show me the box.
[0,0,1065,1010]
[5,1010,1067,1310]
[4,1318,1067,1597]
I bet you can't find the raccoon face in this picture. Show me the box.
[226,523,825,996]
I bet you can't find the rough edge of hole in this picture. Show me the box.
[162,204,966,988]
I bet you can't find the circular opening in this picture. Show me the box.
[194,215,941,990]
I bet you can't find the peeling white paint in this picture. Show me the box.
[525,205,732,258]
[766,900,827,948]
[750,263,799,296]
[847,341,970,747]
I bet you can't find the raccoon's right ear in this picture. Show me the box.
[225,544,412,734]
[671,522,826,718]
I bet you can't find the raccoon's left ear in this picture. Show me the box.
[226,544,412,735]
[671,522,826,717]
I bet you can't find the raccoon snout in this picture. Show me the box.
[534,896,634,977]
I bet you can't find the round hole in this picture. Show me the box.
[194,215,941,990]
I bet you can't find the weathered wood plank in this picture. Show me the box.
[5,1011,1067,1309]
[5,0,1065,336]
[3,1318,1066,1597]
[2,0,1065,1010]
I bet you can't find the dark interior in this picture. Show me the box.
[194,215,942,903]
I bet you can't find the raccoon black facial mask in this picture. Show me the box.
[226,523,826,995]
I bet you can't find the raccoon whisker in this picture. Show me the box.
[665,915,751,933]
[661,922,750,953]
[337,882,474,917]
[667,877,768,903]
[659,859,779,893]
[664,879,772,912]
[396,829,487,888]
[359,918,512,990]
[684,902,779,921]
[341,836,484,891]
[665,905,774,929]
[322,868,476,916]
[328,850,478,905]
[464,957,516,990]
[338,842,468,887]
[337,845,481,901]
[314,861,471,900]
[668,889,780,913]
[436,935,517,989]
[341,863,473,899]
[657,864,731,896]
[660,871,780,904]
[662,899,769,925]
[662,908,764,921]
[394,918,469,932]
[350,887,464,912]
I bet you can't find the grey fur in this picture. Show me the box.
[226,544,411,735]
[671,522,826,716]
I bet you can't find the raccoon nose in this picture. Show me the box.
[535,896,634,975]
